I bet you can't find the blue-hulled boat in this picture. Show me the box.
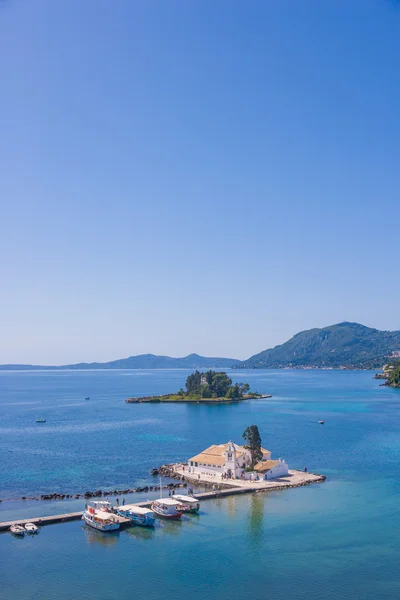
[116,504,155,527]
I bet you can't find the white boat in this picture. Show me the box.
[173,494,200,513]
[10,525,25,536]
[116,504,155,527]
[83,501,120,532]
[152,477,182,519]
[25,522,39,534]
[151,497,182,520]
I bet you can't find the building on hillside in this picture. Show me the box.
[187,441,288,480]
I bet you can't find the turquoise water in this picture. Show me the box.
[1,369,400,599]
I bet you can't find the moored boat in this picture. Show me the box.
[318,420,324,424]
[83,501,120,532]
[151,498,182,520]
[36,419,46,423]
[173,494,200,513]
[10,525,25,536]
[116,504,155,527]
[25,522,39,534]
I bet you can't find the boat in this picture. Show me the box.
[151,497,182,520]
[25,522,39,534]
[10,525,25,536]
[173,494,200,513]
[83,501,120,532]
[151,477,182,520]
[318,420,324,425]
[88,500,113,512]
[36,419,46,423]
[85,397,90,400]
[116,504,155,527]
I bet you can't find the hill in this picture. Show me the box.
[238,322,400,369]
[0,353,240,371]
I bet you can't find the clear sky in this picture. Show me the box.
[0,0,399,364]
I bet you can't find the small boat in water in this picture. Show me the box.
[36,419,46,423]
[318,420,324,425]
[151,498,182,520]
[174,494,200,513]
[25,522,39,534]
[85,397,90,400]
[116,504,155,527]
[83,501,120,532]
[10,525,25,536]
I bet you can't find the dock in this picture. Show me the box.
[0,511,131,532]
[0,475,325,533]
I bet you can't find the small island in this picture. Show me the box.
[126,370,271,403]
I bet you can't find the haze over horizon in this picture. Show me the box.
[1,0,399,364]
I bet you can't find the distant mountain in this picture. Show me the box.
[0,353,240,371]
[238,322,400,369]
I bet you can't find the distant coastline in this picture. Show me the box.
[2,321,400,372]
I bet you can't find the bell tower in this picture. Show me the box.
[224,441,237,477]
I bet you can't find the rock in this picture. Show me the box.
[84,491,93,498]
[21,496,26,500]
[151,468,159,476]
[93,490,102,497]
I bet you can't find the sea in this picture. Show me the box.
[0,368,399,600]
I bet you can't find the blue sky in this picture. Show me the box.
[0,0,399,363]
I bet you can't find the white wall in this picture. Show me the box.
[189,464,223,478]
[266,460,288,480]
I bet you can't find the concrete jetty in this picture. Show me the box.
[0,511,130,533]
[0,471,326,533]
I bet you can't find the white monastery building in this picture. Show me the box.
[188,441,288,481]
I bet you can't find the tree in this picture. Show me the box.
[226,383,241,399]
[239,383,250,396]
[210,372,232,397]
[186,371,201,395]
[242,425,263,468]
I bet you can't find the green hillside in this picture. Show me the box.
[239,322,400,369]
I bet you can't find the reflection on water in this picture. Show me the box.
[225,495,239,519]
[157,519,182,536]
[247,494,264,546]
[82,525,119,547]
[124,526,155,542]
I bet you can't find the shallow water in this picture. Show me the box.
[1,369,399,599]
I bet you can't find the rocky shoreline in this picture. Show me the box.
[0,480,187,504]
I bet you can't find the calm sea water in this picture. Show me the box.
[1,369,399,600]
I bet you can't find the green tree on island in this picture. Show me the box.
[186,370,233,397]
[179,370,259,400]
[242,425,263,468]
